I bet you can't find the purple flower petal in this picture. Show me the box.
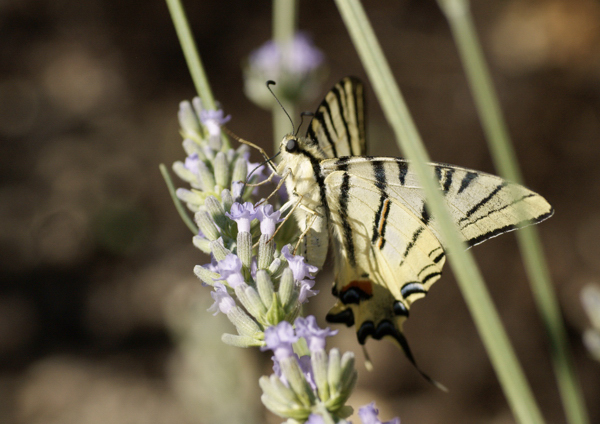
[306,414,326,424]
[298,279,319,304]
[184,153,201,174]
[208,283,236,315]
[231,181,245,201]
[295,315,337,352]
[200,109,231,126]
[216,254,246,288]
[261,321,298,361]
[358,402,400,424]
[287,33,325,75]
[249,33,324,77]
[297,354,316,391]
[281,245,318,282]
[244,151,266,181]
[226,202,259,233]
[257,204,282,237]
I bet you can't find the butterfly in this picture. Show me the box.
[275,76,553,377]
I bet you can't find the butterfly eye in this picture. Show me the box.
[286,138,299,153]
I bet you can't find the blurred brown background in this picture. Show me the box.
[1,0,600,423]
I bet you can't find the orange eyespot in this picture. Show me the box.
[341,280,373,296]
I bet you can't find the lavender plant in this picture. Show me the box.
[243,32,327,109]
[168,92,399,423]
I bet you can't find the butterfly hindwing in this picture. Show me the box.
[324,164,445,349]
[321,155,552,369]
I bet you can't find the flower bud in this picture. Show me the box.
[193,264,220,286]
[278,268,295,307]
[237,231,253,269]
[258,234,275,270]
[256,270,274,308]
[195,211,220,240]
[232,157,248,184]
[210,239,231,261]
[213,151,229,188]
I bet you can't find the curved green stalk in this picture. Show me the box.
[271,0,298,151]
[160,164,198,234]
[165,0,215,110]
[334,1,545,423]
[436,1,589,423]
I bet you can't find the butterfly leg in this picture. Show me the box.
[255,169,291,207]
[245,170,277,187]
[252,194,304,249]
[293,205,321,255]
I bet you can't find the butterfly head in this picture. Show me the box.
[283,134,300,154]
[276,134,326,175]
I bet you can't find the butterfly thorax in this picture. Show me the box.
[276,134,331,269]
[277,134,330,214]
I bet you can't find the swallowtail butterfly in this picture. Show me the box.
[275,77,553,377]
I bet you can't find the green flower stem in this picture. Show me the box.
[437,1,589,424]
[165,0,216,110]
[334,1,545,423]
[159,164,198,234]
[272,0,298,151]
[272,0,297,43]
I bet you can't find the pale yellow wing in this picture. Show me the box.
[322,156,552,379]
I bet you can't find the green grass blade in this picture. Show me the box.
[160,164,198,234]
[165,0,216,110]
[271,0,298,151]
[437,1,589,423]
[334,1,545,423]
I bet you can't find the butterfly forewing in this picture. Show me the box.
[290,77,367,268]
[306,76,366,158]
[320,157,554,248]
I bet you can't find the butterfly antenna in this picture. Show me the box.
[223,126,272,164]
[266,80,295,134]
[295,111,314,137]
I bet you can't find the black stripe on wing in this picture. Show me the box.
[371,161,390,250]
[460,181,508,222]
[465,208,554,247]
[307,106,338,157]
[306,77,366,158]
[337,159,357,267]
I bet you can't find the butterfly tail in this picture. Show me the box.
[326,300,447,391]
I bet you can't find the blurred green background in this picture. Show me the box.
[1,0,600,422]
